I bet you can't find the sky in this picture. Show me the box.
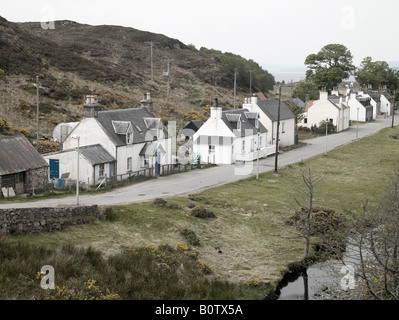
[1,0,399,81]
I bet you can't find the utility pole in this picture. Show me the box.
[392,90,396,128]
[145,41,159,82]
[274,86,281,173]
[234,70,237,108]
[249,70,253,95]
[256,130,260,179]
[36,75,40,141]
[162,58,174,102]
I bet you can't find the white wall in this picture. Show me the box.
[348,94,367,122]
[380,94,391,116]
[246,99,295,147]
[303,93,349,132]
[43,150,94,185]
[63,118,117,158]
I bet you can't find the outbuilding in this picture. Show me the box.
[0,135,49,196]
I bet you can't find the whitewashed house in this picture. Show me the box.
[356,91,377,119]
[242,96,296,147]
[43,144,116,186]
[299,90,350,132]
[380,91,392,116]
[44,94,172,185]
[347,92,374,122]
[193,101,269,165]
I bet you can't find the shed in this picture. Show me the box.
[0,135,49,195]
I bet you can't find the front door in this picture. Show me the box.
[49,159,59,180]
[109,162,116,178]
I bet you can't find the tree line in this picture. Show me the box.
[199,47,276,94]
[293,44,399,102]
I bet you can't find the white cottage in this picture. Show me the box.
[193,101,269,165]
[243,96,296,147]
[299,90,350,132]
[45,95,172,185]
[347,92,373,122]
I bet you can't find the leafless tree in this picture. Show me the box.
[347,171,399,300]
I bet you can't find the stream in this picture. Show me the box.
[276,244,359,300]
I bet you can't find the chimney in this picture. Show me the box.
[319,89,328,101]
[210,98,222,118]
[83,95,101,118]
[331,87,339,96]
[140,92,153,112]
[250,94,258,107]
[243,96,254,112]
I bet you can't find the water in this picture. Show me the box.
[277,261,341,300]
[276,244,360,300]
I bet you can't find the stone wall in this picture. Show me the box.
[26,166,49,193]
[0,205,107,235]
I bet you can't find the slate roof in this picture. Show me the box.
[183,120,203,131]
[256,99,295,121]
[328,95,348,110]
[0,135,48,175]
[96,108,169,146]
[221,109,267,137]
[79,144,116,165]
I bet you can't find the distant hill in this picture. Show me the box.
[0,17,275,137]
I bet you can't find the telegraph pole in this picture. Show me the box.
[36,75,40,141]
[249,70,253,95]
[145,41,159,82]
[234,71,237,108]
[392,90,396,128]
[274,86,281,173]
[162,58,174,101]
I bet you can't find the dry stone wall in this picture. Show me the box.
[0,205,107,235]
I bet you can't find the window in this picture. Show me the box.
[99,164,105,177]
[255,118,259,129]
[237,121,241,131]
[251,138,254,152]
[304,118,308,124]
[281,122,285,133]
[127,157,132,171]
[232,145,234,156]
[209,145,215,154]
[126,132,133,144]
[241,140,245,153]
[259,136,263,148]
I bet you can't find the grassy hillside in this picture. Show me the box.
[0,17,275,138]
[3,125,399,299]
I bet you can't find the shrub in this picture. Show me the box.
[180,228,201,246]
[153,198,167,207]
[190,206,215,219]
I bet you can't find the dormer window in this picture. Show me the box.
[255,118,259,129]
[126,132,133,144]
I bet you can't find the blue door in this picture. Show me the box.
[49,159,59,180]
[155,152,161,175]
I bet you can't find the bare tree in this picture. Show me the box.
[348,171,399,299]
[288,166,322,260]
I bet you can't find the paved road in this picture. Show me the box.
[1,115,397,209]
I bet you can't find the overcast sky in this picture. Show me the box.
[2,0,399,81]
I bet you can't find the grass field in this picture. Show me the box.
[3,125,399,299]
